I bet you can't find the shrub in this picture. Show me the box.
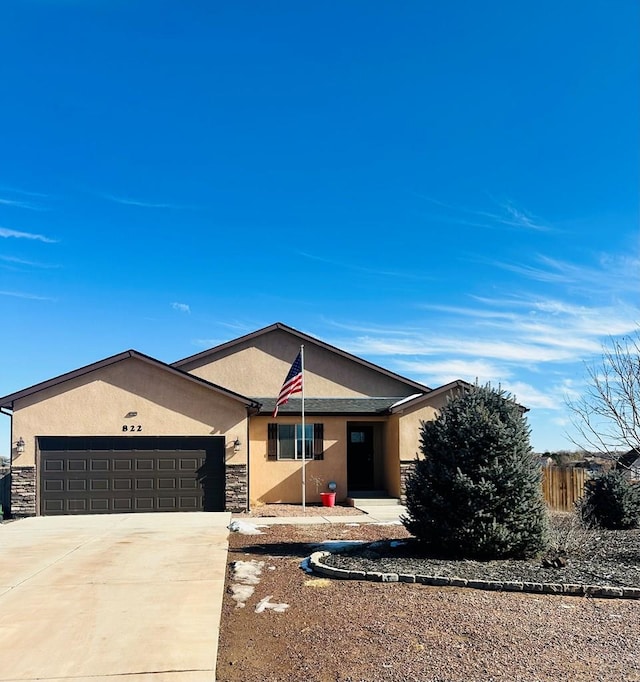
[578,470,640,529]
[546,512,591,558]
[402,383,549,559]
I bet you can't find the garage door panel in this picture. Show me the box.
[113,498,134,511]
[90,499,109,512]
[43,499,64,513]
[39,437,225,516]
[179,496,199,509]
[68,499,87,512]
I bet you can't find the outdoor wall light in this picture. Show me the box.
[16,437,25,454]
[125,411,138,418]
[233,438,242,453]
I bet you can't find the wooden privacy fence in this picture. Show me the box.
[542,465,587,512]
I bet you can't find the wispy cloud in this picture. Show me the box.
[299,251,434,281]
[416,194,554,232]
[0,185,50,198]
[104,194,195,210]
[484,259,575,284]
[0,290,55,301]
[171,302,191,314]
[0,186,51,210]
[193,338,219,348]
[0,255,59,268]
[503,382,559,409]
[395,358,511,385]
[346,334,584,363]
[0,198,46,211]
[326,246,638,428]
[0,227,57,243]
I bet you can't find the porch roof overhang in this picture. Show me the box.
[254,397,409,416]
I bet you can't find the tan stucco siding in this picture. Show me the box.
[11,357,249,467]
[385,414,401,497]
[248,416,348,505]
[397,404,440,463]
[183,329,417,398]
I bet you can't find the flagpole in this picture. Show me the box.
[300,344,306,512]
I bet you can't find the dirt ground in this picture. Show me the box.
[232,502,366,518]
[216,522,640,682]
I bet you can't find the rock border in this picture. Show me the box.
[308,551,640,599]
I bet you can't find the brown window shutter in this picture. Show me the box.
[267,423,278,460]
[313,423,324,460]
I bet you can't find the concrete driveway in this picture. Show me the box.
[0,512,231,682]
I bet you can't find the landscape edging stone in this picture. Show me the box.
[308,551,640,600]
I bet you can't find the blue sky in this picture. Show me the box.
[1,1,638,455]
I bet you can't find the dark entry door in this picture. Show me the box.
[347,425,375,490]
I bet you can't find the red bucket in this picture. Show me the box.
[320,492,336,507]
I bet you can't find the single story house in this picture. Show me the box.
[617,448,640,481]
[0,322,470,516]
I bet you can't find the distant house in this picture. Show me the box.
[617,448,640,481]
[0,322,478,517]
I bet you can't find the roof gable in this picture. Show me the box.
[173,322,430,396]
[0,350,259,411]
[389,380,529,414]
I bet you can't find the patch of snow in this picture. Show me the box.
[389,393,423,408]
[231,560,264,585]
[229,560,265,608]
[230,584,255,608]
[312,540,367,552]
[255,595,289,613]
[228,520,265,534]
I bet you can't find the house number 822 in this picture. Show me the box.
[122,425,142,432]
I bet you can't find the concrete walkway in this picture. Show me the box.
[234,504,407,526]
[0,512,230,682]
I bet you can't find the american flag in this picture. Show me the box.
[273,351,303,417]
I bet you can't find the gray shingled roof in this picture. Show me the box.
[254,397,406,415]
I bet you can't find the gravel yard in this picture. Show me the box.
[324,528,640,590]
[233,502,366,517]
[217,520,640,682]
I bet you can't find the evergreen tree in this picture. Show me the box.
[402,383,549,559]
[578,470,640,529]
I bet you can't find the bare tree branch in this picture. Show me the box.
[566,330,640,464]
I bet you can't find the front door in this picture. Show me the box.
[347,425,375,491]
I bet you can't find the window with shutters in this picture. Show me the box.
[268,423,324,461]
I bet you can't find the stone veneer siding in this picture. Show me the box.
[225,463,248,512]
[11,466,37,517]
[399,460,417,504]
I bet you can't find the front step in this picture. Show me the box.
[346,492,402,507]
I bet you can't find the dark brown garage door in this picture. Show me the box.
[39,436,225,516]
